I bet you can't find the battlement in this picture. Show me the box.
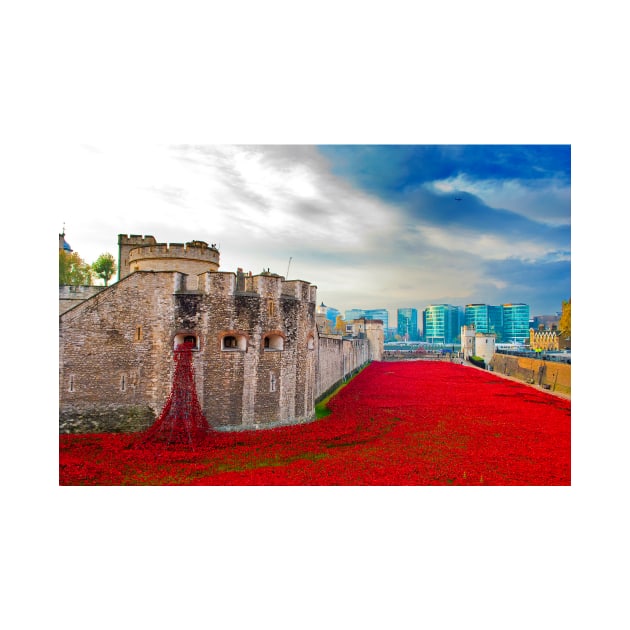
[118,234,158,247]
[195,271,316,303]
[128,241,220,264]
[281,279,318,303]
[117,235,316,303]
[119,234,220,279]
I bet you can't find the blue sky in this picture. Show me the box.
[62,144,570,322]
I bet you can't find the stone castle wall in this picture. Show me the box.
[59,271,178,432]
[316,335,370,399]
[61,234,381,433]
[193,271,318,428]
[365,321,384,361]
[59,285,107,315]
[490,353,571,395]
[59,269,323,432]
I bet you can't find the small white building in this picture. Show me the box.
[461,325,496,366]
[461,325,476,359]
[474,332,496,366]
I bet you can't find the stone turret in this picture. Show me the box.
[118,234,220,280]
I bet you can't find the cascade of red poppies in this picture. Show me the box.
[61,361,571,485]
[136,342,210,447]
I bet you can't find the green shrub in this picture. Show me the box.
[469,355,486,369]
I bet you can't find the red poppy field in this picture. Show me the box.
[59,361,571,485]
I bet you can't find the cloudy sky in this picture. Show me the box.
[16,2,627,625]
[61,144,570,322]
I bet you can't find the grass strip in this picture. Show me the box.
[315,363,368,418]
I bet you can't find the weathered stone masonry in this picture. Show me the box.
[59,235,379,433]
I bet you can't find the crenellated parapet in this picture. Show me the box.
[194,270,317,305]
[281,279,318,303]
[128,242,220,264]
[119,234,158,247]
[118,234,220,279]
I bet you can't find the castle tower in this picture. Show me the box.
[365,319,385,361]
[118,234,220,280]
[461,324,476,359]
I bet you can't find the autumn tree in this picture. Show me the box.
[91,252,117,286]
[59,250,92,286]
[558,298,571,339]
[334,314,346,335]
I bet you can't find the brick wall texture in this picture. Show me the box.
[59,269,374,433]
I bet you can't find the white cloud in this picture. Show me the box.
[413,224,553,262]
[59,144,397,283]
[431,174,571,226]
[57,144,569,318]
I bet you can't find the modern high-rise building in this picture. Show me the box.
[397,308,419,340]
[365,309,389,331]
[488,305,504,340]
[345,308,365,321]
[422,304,460,343]
[502,303,530,344]
[465,304,489,331]
[464,304,504,341]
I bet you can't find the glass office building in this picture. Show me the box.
[422,304,460,343]
[502,303,530,343]
[397,308,419,340]
[465,304,504,341]
[365,309,389,331]
[488,305,504,340]
[465,304,489,332]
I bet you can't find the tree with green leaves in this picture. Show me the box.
[558,298,571,339]
[91,252,117,286]
[59,250,93,286]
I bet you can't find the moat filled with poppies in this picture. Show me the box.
[59,360,570,485]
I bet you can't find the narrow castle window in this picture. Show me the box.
[268,300,275,317]
[174,333,199,350]
[307,336,315,350]
[68,375,74,392]
[263,334,284,351]
[221,334,248,351]
[134,326,143,342]
[270,372,277,392]
[121,375,126,391]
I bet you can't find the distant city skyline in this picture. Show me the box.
[60,145,570,319]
